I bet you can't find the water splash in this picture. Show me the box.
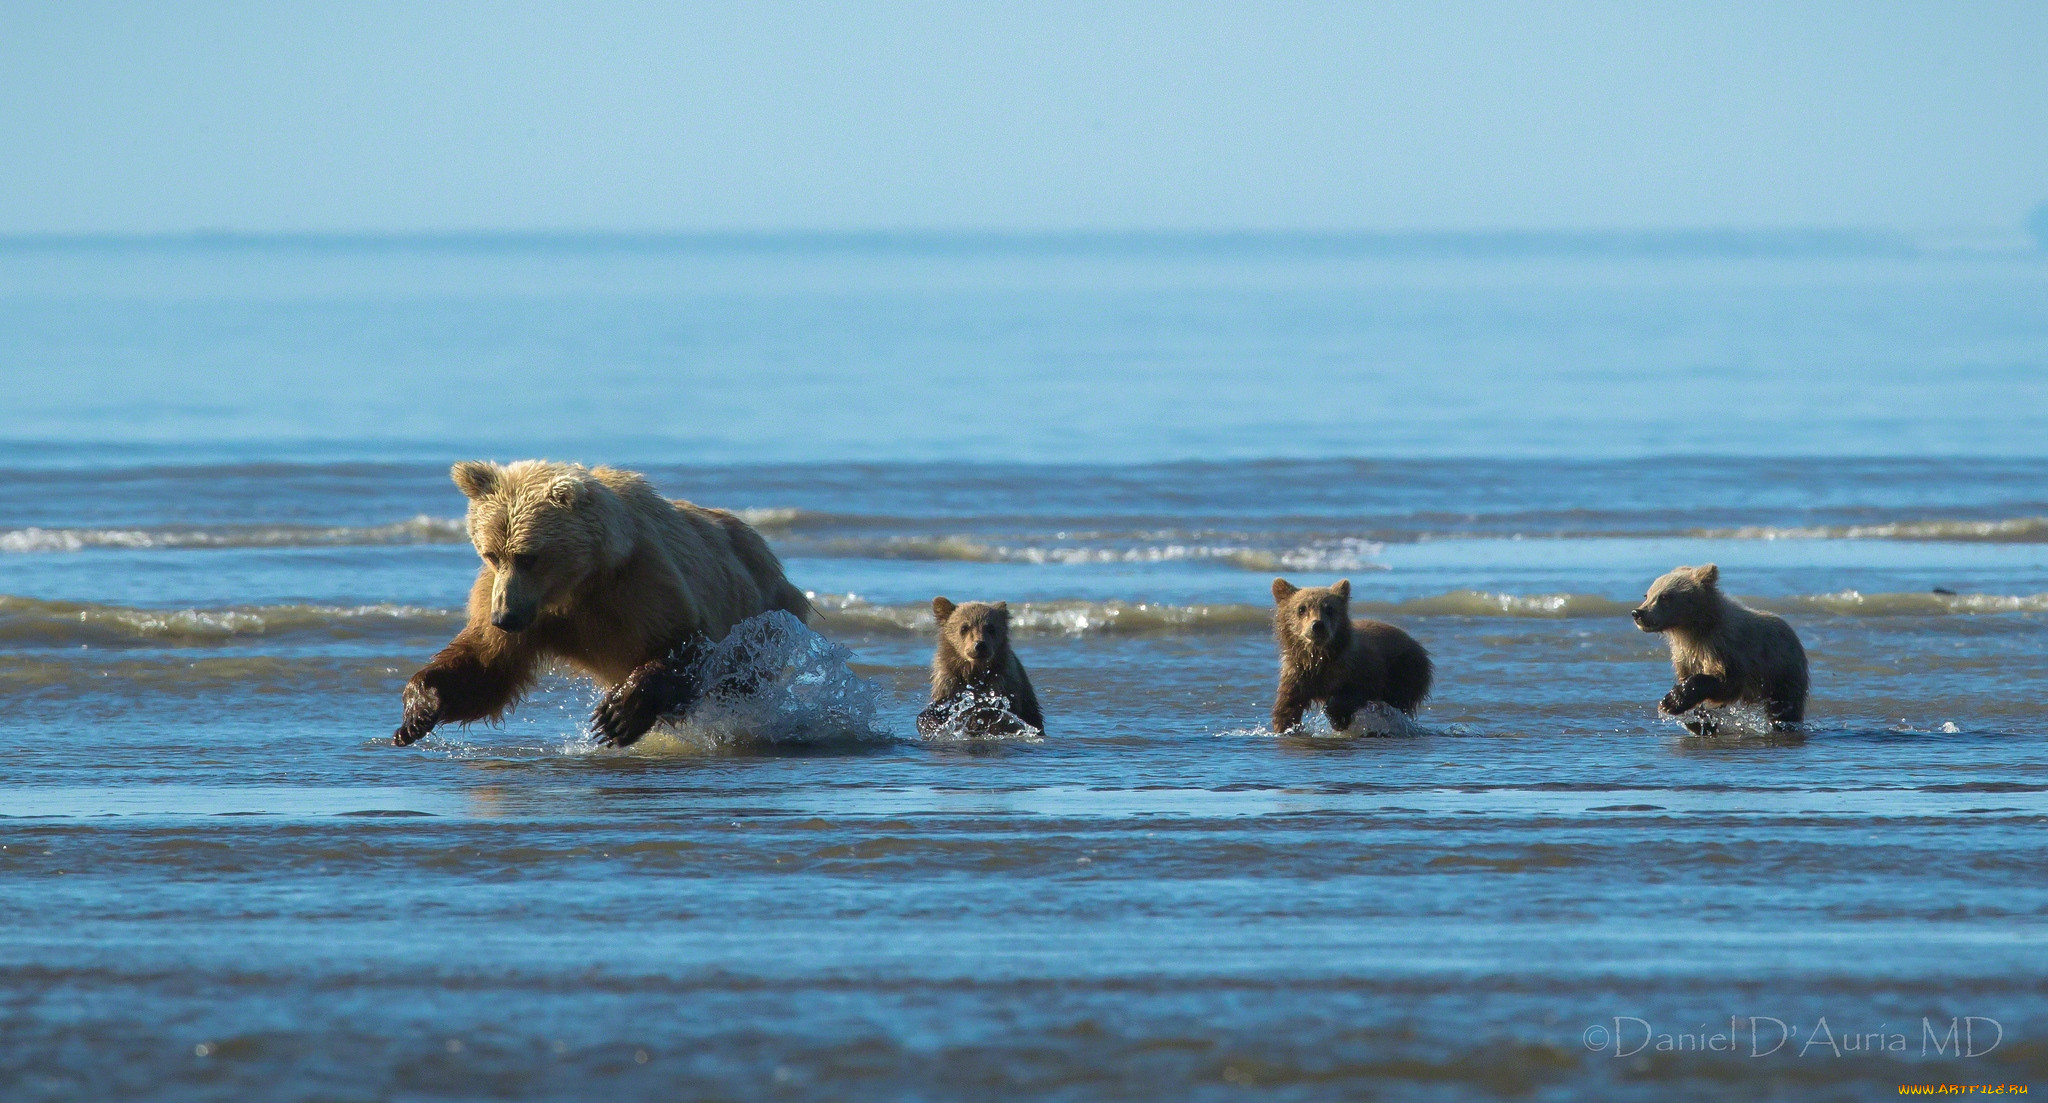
[1666,703,1789,739]
[624,611,893,753]
[1220,703,1435,739]
[916,688,1044,743]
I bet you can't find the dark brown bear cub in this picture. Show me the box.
[1270,578,1432,732]
[916,597,1044,737]
[1632,563,1807,733]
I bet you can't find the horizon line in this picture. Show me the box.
[2,225,2038,258]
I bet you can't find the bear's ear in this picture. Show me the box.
[1696,563,1719,587]
[547,477,588,508]
[1332,579,1351,600]
[991,601,1009,618]
[1271,578,1298,603]
[450,461,499,500]
[931,596,956,622]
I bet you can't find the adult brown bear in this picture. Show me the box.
[392,460,811,748]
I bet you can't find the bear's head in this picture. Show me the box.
[1632,563,1720,633]
[1272,577,1353,657]
[451,460,630,633]
[931,597,1011,675]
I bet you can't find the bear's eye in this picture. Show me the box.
[513,553,539,571]
[482,552,502,568]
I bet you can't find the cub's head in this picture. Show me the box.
[452,460,626,633]
[931,597,1011,674]
[1272,577,1353,655]
[1632,563,1720,633]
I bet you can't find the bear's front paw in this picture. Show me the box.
[590,674,658,748]
[393,678,442,746]
[1658,687,1693,716]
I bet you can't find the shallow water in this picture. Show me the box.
[5,239,2048,1100]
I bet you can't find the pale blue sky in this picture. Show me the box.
[2,1,2044,234]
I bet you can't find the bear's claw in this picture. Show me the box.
[588,651,702,748]
[393,680,442,746]
[589,675,658,748]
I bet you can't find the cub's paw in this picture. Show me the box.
[393,678,442,746]
[1657,688,1694,716]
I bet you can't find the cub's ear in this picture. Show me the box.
[547,476,588,508]
[931,596,956,622]
[1271,578,1298,603]
[1696,563,1719,586]
[450,461,500,500]
[992,601,1009,617]
[1332,579,1351,600]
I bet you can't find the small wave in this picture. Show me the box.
[0,516,469,553]
[1689,517,2048,543]
[817,595,1277,636]
[1391,591,1636,618]
[730,507,828,531]
[614,611,892,752]
[0,594,460,646]
[1760,590,2048,616]
[820,587,2048,636]
[9,584,2046,651]
[815,591,1625,636]
[792,534,1386,572]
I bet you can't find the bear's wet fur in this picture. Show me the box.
[1632,563,1808,733]
[1270,578,1432,732]
[916,597,1044,737]
[393,460,812,748]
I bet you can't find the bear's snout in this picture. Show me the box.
[492,608,533,633]
[1309,619,1329,640]
[971,640,992,661]
[1631,607,1653,631]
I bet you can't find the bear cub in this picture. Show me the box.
[915,597,1044,737]
[1632,563,1808,733]
[1270,578,1432,732]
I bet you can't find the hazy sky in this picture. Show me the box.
[3,1,2044,234]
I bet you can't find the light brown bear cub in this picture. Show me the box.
[1270,578,1432,732]
[915,597,1044,737]
[393,460,811,748]
[1632,563,1807,733]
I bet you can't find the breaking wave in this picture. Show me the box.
[817,588,2048,635]
[11,586,2048,650]
[818,596,1275,635]
[786,534,1386,572]
[0,594,459,646]
[12,508,2048,559]
[0,516,470,552]
[0,509,836,553]
[1685,517,2048,543]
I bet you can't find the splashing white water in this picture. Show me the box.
[626,610,892,753]
[916,688,1044,743]
[1667,703,1792,738]
[1220,702,1435,739]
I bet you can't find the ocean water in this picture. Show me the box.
[4,236,2048,1101]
